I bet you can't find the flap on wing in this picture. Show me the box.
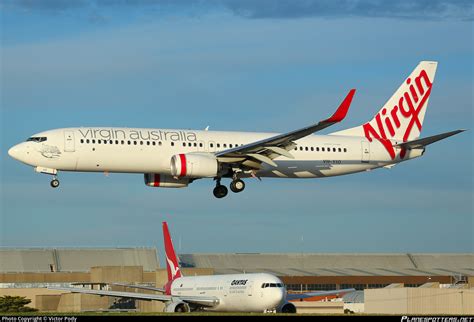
[216,89,356,167]
[48,287,219,307]
[394,129,465,149]
[48,286,171,301]
[112,282,165,293]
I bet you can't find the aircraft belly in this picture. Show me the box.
[75,149,170,173]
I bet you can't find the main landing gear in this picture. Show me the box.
[213,178,246,198]
[50,177,60,188]
[213,179,228,199]
[230,179,245,193]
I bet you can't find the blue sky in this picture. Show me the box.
[1,1,472,261]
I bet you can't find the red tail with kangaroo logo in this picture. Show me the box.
[163,221,182,283]
[331,61,437,159]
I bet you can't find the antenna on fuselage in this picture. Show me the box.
[204,126,209,131]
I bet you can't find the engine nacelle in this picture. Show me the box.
[164,301,190,313]
[277,302,297,313]
[144,173,189,188]
[170,153,218,178]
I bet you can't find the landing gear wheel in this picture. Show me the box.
[213,185,228,198]
[50,179,60,188]
[230,179,245,193]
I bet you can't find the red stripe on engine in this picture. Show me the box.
[154,174,160,187]
[179,154,187,177]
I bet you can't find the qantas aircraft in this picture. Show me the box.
[8,61,464,198]
[50,222,354,313]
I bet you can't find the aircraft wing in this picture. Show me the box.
[48,287,219,307]
[111,282,165,293]
[286,288,356,301]
[215,89,356,169]
[393,129,466,150]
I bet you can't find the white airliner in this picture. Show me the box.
[8,61,464,198]
[49,222,354,313]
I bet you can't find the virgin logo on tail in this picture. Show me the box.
[363,69,433,159]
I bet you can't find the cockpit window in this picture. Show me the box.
[26,137,47,143]
[262,283,284,288]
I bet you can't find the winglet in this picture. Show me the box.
[162,222,182,283]
[323,89,356,123]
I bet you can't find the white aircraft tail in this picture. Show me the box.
[332,61,438,159]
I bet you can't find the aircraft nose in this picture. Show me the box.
[8,145,19,159]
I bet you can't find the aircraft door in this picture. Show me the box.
[64,131,75,152]
[361,140,370,163]
[246,280,254,297]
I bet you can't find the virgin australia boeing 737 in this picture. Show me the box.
[8,61,464,198]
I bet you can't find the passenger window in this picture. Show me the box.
[152,141,156,146]
[322,147,325,152]
[133,141,137,145]
[229,144,233,148]
[199,143,203,147]
[182,142,186,147]
[194,143,197,147]
[305,147,308,151]
[333,148,336,152]
[316,147,320,151]
[171,142,174,146]
[311,147,314,151]
[146,141,150,146]
[92,139,95,144]
[299,147,303,151]
[338,148,341,152]
[159,142,162,146]
[86,139,90,144]
[140,141,144,145]
[217,144,220,148]
[223,144,227,148]
[80,139,84,143]
[121,140,125,145]
[115,140,118,144]
[344,148,347,152]
[109,140,113,144]
[210,143,214,148]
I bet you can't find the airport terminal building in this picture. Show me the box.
[1,248,472,314]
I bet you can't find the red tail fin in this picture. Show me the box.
[162,222,182,282]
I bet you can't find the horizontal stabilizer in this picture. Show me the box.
[394,130,466,149]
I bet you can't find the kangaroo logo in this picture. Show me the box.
[166,255,180,279]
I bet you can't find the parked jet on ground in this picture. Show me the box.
[8,61,464,198]
[49,222,354,313]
